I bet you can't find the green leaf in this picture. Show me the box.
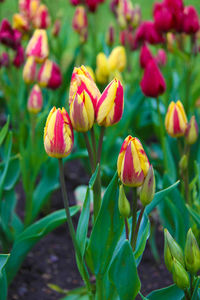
[134,212,150,262]
[0,254,9,300]
[186,205,200,227]
[3,157,20,191]
[0,117,9,146]
[0,255,9,274]
[147,284,184,300]
[6,207,80,284]
[163,137,176,182]
[86,172,124,276]
[109,241,141,300]
[191,277,200,300]
[145,181,180,215]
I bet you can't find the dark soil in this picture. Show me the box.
[8,161,172,300]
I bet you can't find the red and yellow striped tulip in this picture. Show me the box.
[44,107,74,158]
[165,100,188,138]
[13,13,29,33]
[27,84,43,113]
[70,90,95,132]
[23,56,37,84]
[38,59,62,89]
[96,78,124,127]
[69,65,101,110]
[26,29,49,63]
[32,4,51,29]
[117,135,150,187]
[72,6,88,35]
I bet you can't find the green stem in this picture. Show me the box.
[58,159,94,299]
[97,127,105,164]
[130,188,137,250]
[24,188,33,227]
[83,132,95,172]
[125,217,129,240]
[96,276,104,300]
[91,127,97,164]
[156,97,164,149]
[132,206,145,251]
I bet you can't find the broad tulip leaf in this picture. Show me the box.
[0,117,9,146]
[186,205,200,227]
[134,212,150,262]
[147,284,184,300]
[163,137,176,182]
[109,241,141,300]
[86,172,124,276]
[3,157,20,191]
[0,132,12,200]
[0,254,9,300]
[6,207,80,283]
[145,180,180,215]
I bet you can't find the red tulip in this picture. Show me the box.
[155,49,167,67]
[0,52,10,68]
[38,59,62,90]
[140,59,166,98]
[0,19,22,49]
[182,6,199,34]
[13,45,24,68]
[153,2,173,32]
[140,44,154,69]
[134,21,164,46]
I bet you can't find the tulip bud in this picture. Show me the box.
[118,184,130,218]
[96,78,124,127]
[134,21,165,46]
[38,59,62,90]
[44,107,74,158]
[117,135,150,187]
[182,6,199,35]
[108,46,126,72]
[13,45,25,68]
[184,228,200,274]
[13,13,29,33]
[0,19,22,50]
[172,258,190,290]
[70,90,95,132]
[131,5,141,28]
[164,229,185,273]
[139,44,154,69]
[165,100,187,138]
[140,59,166,98]
[23,56,37,84]
[0,52,10,68]
[155,49,167,67]
[69,65,101,110]
[72,6,88,41]
[106,25,115,46]
[153,2,173,32]
[32,4,51,29]
[179,154,188,172]
[185,116,198,145]
[52,19,61,37]
[26,29,49,63]
[27,84,43,113]
[19,0,40,18]
[96,52,109,79]
[140,165,155,206]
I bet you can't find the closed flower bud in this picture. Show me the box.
[23,55,37,84]
[52,19,61,37]
[29,0,41,19]
[153,2,173,32]
[140,165,155,206]
[44,107,74,158]
[185,116,198,145]
[96,78,124,127]
[27,84,43,113]
[117,0,134,29]
[108,46,126,72]
[118,184,130,218]
[117,135,150,187]
[131,5,141,28]
[38,59,62,90]
[155,49,167,67]
[26,29,49,63]
[69,65,101,110]
[140,59,166,98]
[0,19,22,49]
[70,90,95,132]
[172,258,190,290]
[96,52,109,78]
[72,6,88,35]
[134,21,165,46]
[19,0,40,19]
[184,228,200,274]
[32,4,51,29]
[13,45,24,68]
[182,6,199,34]
[139,44,154,69]
[179,154,188,172]
[106,25,115,46]
[164,229,185,273]
[13,13,29,33]
[165,100,187,138]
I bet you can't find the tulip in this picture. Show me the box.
[134,21,164,46]
[155,49,167,67]
[117,0,134,29]
[96,78,124,127]
[13,45,25,68]
[85,66,95,81]
[70,90,95,132]
[13,13,29,33]
[0,52,10,68]
[52,19,61,37]
[44,107,74,158]
[0,19,22,49]
[69,65,101,110]
[32,4,51,29]
[153,2,173,32]
[96,53,109,80]
[72,6,88,37]
[118,184,130,218]
[29,0,41,19]
[27,84,43,113]
[185,116,198,145]
[70,0,80,5]
[108,46,127,72]
[26,29,49,63]
[139,44,154,69]
[23,56,37,84]
[140,165,155,206]
[184,228,200,274]
[38,59,62,90]
[164,0,184,32]
[86,0,102,12]
[106,25,115,46]
[117,135,150,187]
[165,100,187,138]
[140,59,166,98]
[182,6,199,35]
[164,229,185,273]
[172,258,190,290]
